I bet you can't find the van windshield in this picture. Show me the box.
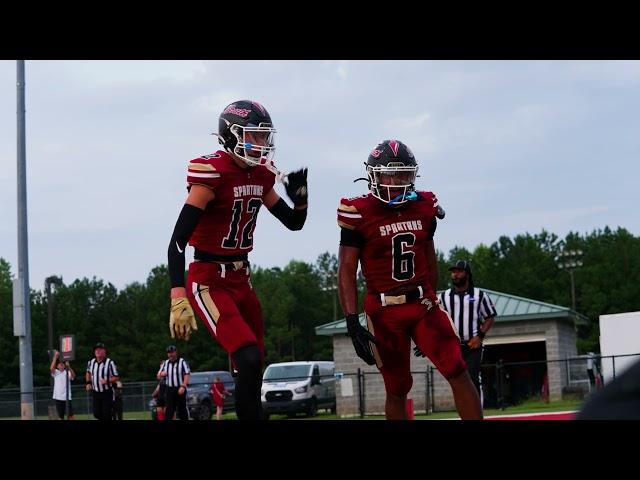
[264,365,311,382]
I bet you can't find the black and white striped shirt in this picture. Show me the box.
[158,358,191,388]
[86,358,119,392]
[439,288,498,342]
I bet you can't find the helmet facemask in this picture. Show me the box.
[367,162,418,205]
[229,123,276,167]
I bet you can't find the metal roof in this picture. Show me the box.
[315,288,589,336]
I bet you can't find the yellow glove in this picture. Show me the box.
[169,298,197,341]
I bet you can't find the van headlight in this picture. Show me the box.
[294,385,308,394]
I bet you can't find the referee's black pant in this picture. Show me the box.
[461,343,483,398]
[165,386,189,421]
[92,390,113,421]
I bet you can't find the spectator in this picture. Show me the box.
[49,350,75,420]
[210,376,230,420]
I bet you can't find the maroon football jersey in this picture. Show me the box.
[337,192,439,294]
[187,150,276,256]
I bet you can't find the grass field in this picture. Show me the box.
[1,398,583,420]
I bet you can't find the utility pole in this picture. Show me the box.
[14,60,35,420]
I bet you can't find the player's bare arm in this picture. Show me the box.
[338,242,377,365]
[338,245,360,315]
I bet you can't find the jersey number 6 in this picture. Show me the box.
[392,233,416,281]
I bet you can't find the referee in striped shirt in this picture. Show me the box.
[415,260,497,400]
[157,345,191,421]
[441,260,497,399]
[85,342,120,421]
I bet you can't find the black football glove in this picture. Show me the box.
[413,345,426,358]
[284,168,308,207]
[346,314,377,366]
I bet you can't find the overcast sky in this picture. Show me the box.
[0,60,638,291]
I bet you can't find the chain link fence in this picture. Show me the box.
[338,352,640,417]
[2,353,639,419]
[0,381,157,419]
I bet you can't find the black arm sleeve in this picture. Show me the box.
[267,198,307,231]
[340,227,364,248]
[168,204,204,288]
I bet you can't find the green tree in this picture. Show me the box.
[0,259,18,387]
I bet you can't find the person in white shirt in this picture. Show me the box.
[49,350,76,420]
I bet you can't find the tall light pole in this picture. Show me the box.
[556,249,583,311]
[321,284,338,321]
[45,276,63,419]
[13,60,35,420]
[14,60,35,420]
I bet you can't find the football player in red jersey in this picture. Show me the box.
[167,100,308,420]
[337,139,482,420]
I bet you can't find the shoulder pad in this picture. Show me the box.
[337,197,364,230]
[187,154,222,188]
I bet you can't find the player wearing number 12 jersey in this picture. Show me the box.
[337,139,482,420]
[167,100,308,420]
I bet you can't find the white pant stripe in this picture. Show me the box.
[192,282,217,336]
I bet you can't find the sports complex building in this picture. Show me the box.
[316,289,588,416]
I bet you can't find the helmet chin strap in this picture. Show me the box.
[388,190,418,205]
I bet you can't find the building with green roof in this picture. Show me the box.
[315,289,588,416]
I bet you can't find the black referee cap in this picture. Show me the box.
[448,260,472,274]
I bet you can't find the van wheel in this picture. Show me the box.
[307,398,318,417]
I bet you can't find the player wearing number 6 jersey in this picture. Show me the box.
[337,139,482,420]
[167,100,308,420]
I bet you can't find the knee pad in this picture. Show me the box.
[441,356,467,380]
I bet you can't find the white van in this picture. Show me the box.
[261,361,336,419]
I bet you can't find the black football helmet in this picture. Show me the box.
[366,139,418,205]
[214,100,276,166]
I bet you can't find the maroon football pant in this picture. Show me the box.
[186,261,264,357]
[364,294,467,397]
